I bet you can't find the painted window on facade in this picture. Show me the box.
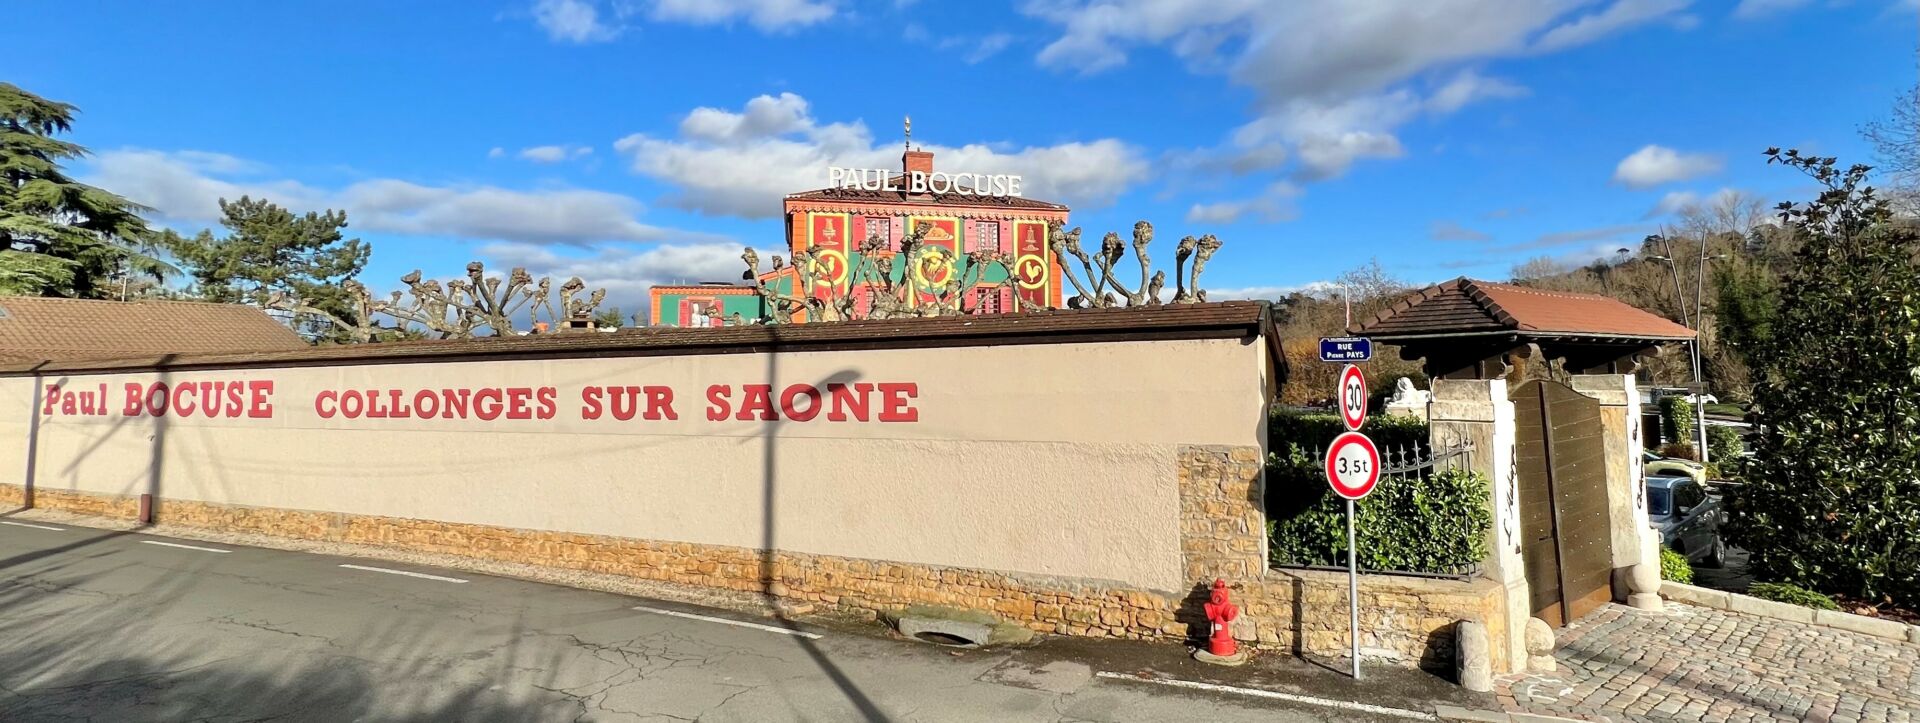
[971,286,1005,314]
[972,220,1002,253]
[864,217,892,249]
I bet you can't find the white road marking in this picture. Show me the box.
[139,540,231,554]
[338,564,468,584]
[631,605,823,639]
[1093,672,1437,720]
[0,521,65,531]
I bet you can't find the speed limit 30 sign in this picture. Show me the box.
[1338,364,1367,431]
[1325,431,1381,500]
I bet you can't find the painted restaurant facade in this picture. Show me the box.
[650,147,1069,326]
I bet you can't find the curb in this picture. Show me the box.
[1661,581,1919,644]
[1434,704,1600,722]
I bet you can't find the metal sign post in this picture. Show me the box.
[1328,364,1377,680]
[1347,497,1359,678]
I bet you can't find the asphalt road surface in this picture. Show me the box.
[0,519,1466,722]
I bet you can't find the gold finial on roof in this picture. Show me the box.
[904,115,912,151]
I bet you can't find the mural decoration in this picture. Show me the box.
[734,219,1228,324]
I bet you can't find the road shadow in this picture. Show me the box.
[753,345,887,722]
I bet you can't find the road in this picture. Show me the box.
[0,517,1473,722]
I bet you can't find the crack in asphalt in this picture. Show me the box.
[208,613,343,649]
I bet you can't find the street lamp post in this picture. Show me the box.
[1649,242,1728,466]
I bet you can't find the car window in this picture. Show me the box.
[1674,482,1705,511]
[1647,486,1672,516]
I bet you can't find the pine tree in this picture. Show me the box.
[0,82,166,296]
[166,196,370,341]
[1725,149,1920,604]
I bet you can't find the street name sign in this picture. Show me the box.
[1319,337,1372,363]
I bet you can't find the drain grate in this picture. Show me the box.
[914,631,979,647]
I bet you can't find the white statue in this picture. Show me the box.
[1385,377,1430,417]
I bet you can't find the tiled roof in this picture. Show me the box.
[1354,278,1696,341]
[1,301,1277,375]
[0,297,307,364]
[785,175,1068,212]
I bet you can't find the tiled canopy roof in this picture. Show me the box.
[0,297,306,364]
[1354,278,1696,342]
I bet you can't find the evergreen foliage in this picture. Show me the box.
[1724,149,1920,605]
[164,196,369,342]
[1660,396,1695,449]
[0,82,167,296]
[1660,547,1693,584]
[1745,582,1840,611]
[1265,411,1490,575]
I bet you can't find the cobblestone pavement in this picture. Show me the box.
[1495,603,1920,722]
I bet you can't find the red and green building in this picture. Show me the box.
[650,148,1069,327]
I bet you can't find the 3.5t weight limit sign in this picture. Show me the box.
[1325,431,1381,500]
[1337,364,1367,431]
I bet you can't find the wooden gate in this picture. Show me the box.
[1512,379,1613,627]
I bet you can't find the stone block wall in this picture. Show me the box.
[2,441,1510,671]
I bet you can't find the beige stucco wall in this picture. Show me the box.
[2,338,1267,592]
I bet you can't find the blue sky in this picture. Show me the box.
[10,0,1916,312]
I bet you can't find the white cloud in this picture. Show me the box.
[1532,0,1690,52]
[532,0,622,43]
[488,147,507,159]
[1426,70,1530,114]
[616,93,1150,218]
[1208,280,1339,300]
[1185,182,1300,224]
[517,144,594,163]
[1612,144,1723,189]
[85,149,710,247]
[1732,0,1812,19]
[939,32,1015,64]
[477,240,771,316]
[1430,220,1493,242]
[650,0,835,31]
[1026,1,1683,183]
[1644,187,1745,218]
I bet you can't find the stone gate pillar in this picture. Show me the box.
[1429,378,1525,674]
[1569,374,1662,610]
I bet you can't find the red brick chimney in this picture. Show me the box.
[903,149,934,176]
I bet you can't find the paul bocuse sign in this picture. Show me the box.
[827,166,1023,197]
[38,380,923,424]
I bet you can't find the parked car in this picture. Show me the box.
[1647,475,1725,568]
[1643,450,1706,484]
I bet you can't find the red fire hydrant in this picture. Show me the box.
[1202,578,1239,657]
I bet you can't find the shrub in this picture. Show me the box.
[1727,151,1920,607]
[1706,425,1743,471]
[1746,582,1840,611]
[1267,410,1428,457]
[1660,396,1695,447]
[1658,442,1697,462]
[1267,462,1492,575]
[1660,547,1694,584]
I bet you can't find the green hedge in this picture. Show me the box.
[1746,582,1840,611]
[1660,547,1694,584]
[1660,396,1695,447]
[1265,411,1491,575]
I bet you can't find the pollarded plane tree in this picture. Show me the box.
[1050,220,1221,308]
[269,261,607,342]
